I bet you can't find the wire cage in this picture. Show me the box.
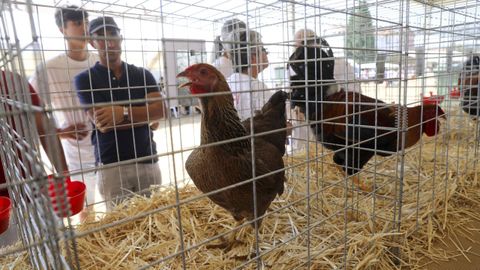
[0,0,479,269]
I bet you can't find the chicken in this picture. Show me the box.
[458,54,480,118]
[177,63,287,251]
[289,46,446,191]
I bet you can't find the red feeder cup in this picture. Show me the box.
[422,91,445,105]
[0,196,11,234]
[450,87,461,98]
[48,176,86,217]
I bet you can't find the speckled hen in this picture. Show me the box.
[177,63,287,250]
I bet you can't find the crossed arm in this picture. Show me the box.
[86,91,166,133]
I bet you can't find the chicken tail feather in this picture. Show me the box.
[243,91,288,155]
[259,90,288,115]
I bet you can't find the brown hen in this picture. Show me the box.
[177,63,287,251]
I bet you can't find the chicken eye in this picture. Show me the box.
[200,68,208,75]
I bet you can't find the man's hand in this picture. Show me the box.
[56,123,89,140]
[93,106,124,132]
[150,121,160,130]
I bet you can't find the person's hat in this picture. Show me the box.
[89,16,120,34]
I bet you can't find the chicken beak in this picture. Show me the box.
[177,70,188,78]
[178,81,192,89]
[177,70,192,89]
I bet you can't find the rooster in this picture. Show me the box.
[458,54,480,142]
[289,46,446,191]
[177,63,287,251]
[458,54,480,118]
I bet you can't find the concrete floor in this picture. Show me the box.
[426,220,480,270]
[153,112,201,187]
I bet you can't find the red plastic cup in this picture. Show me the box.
[0,196,11,234]
[450,88,461,98]
[422,92,445,105]
[48,176,86,217]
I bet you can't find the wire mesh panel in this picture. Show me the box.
[0,1,84,269]
[0,0,479,269]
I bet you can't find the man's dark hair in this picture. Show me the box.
[55,5,88,28]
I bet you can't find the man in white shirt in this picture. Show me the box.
[30,5,99,206]
[225,29,274,120]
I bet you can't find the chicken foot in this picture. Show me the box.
[351,175,373,193]
[206,220,244,252]
[334,164,372,192]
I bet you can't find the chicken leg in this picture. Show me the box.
[351,175,373,192]
[334,164,372,192]
[206,220,244,252]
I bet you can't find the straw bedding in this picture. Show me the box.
[1,116,479,269]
